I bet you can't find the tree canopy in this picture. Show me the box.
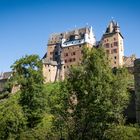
[48,47,130,139]
[0,49,139,140]
[11,55,47,128]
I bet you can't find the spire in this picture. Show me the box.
[114,21,120,33]
[116,22,119,27]
[105,20,120,34]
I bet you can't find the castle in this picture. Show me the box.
[0,20,136,92]
[42,20,135,83]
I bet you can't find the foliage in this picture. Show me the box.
[47,82,70,139]
[48,47,130,139]
[104,124,140,140]
[11,55,43,88]
[0,49,136,140]
[19,114,54,140]
[0,93,26,140]
[0,92,9,100]
[11,55,47,128]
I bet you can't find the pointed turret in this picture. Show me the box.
[105,20,120,34]
[114,22,120,33]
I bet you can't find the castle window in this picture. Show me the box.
[49,69,50,72]
[114,61,116,64]
[65,53,68,57]
[79,45,81,47]
[73,58,76,61]
[114,38,116,41]
[50,52,53,55]
[64,66,65,69]
[114,49,117,53]
[111,49,117,53]
[65,60,67,63]
[114,42,118,46]
[73,52,76,55]
[55,52,58,55]
[114,56,117,59]
[106,43,109,48]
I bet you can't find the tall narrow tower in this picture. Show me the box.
[100,20,124,68]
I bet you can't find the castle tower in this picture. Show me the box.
[100,20,124,68]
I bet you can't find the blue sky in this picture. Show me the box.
[0,0,140,72]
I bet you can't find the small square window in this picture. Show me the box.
[106,43,109,48]
[114,42,118,46]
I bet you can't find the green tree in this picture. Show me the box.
[11,55,47,128]
[104,124,140,140]
[0,93,26,140]
[49,47,130,139]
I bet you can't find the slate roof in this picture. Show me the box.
[48,27,91,44]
